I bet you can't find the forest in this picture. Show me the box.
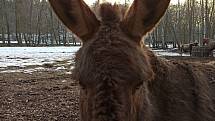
[0,0,215,48]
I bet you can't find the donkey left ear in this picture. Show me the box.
[121,0,170,42]
[49,0,100,41]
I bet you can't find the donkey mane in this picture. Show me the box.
[99,3,121,22]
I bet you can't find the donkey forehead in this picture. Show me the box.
[84,23,139,57]
[76,39,148,85]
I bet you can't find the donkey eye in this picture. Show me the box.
[80,85,86,90]
[132,82,143,94]
[79,81,86,90]
[136,81,143,88]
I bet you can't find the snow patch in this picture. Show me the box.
[152,49,189,56]
[56,66,66,70]
[65,72,72,75]
[0,47,80,68]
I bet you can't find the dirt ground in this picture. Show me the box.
[0,56,215,121]
[0,68,80,121]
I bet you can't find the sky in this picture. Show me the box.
[84,0,186,5]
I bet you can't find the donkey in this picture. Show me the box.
[49,0,215,121]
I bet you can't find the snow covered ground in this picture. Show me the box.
[0,47,79,68]
[153,49,189,56]
[0,47,187,73]
[0,47,80,73]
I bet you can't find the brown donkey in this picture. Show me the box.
[49,0,215,121]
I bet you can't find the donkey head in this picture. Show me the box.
[49,0,170,121]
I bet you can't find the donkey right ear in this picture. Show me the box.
[49,0,100,41]
[121,0,170,43]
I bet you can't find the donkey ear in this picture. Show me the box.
[121,0,170,42]
[49,0,100,41]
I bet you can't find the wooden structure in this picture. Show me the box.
[192,46,212,57]
[191,40,215,57]
[180,42,198,55]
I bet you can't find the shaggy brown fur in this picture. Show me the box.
[49,0,215,121]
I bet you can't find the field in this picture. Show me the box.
[0,47,215,121]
